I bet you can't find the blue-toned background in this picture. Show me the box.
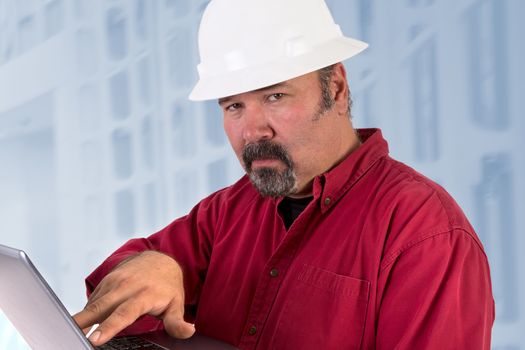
[0,0,523,348]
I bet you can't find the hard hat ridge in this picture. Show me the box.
[189,0,368,101]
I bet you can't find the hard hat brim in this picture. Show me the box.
[188,37,368,101]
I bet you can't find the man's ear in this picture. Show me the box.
[331,63,350,116]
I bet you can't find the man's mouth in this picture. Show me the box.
[250,159,284,170]
[242,140,293,173]
[252,158,282,168]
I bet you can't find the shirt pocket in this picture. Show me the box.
[272,264,370,350]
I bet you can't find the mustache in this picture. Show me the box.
[242,141,293,171]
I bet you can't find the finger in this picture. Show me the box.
[88,263,137,304]
[73,311,96,330]
[86,286,112,308]
[86,284,105,305]
[162,302,195,339]
[85,323,100,338]
[73,290,125,329]
[80,325,94,335]
[88,273,123,305]
[89,298,146,346]
[89,282,104,300]
[164,319,196,340]
[74,276,119,329]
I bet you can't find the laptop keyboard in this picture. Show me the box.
[96,336,166,349]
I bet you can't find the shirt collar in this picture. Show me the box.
[312,128,389,213]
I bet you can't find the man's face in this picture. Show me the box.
[219,67,350,198]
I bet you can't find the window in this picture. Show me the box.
[74,0,93,19]
[207,158,228,193]
[109,70,131,120]
[358,0,374,43]
[111,128,134,179]
[136,56,152,106]
[78,83,101,133]
[17,14,36,53]
[411,39,439,162]
[465,0,508,129]
[80,140,103,188]
[140,116,155,170]
[44,0,64,39]
[474,154,517,322]
[83,195,106,239]
[167,29,193,88]
[75,28,97,76]
[142,182,158,230]
[0,2,17,64]
[204,101,226,146]
[114,188,135,236]
[171,100,195,157]
[106,7,127,60]
[173,169,198,214]
[359,81,379,127]
[407,0,434,7]
[165,0,190,19]
[134,0,149,40]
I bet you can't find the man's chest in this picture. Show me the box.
[195,202,387,349]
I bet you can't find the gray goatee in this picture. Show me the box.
[242,141,297,197]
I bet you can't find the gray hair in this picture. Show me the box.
[318,64,353,118]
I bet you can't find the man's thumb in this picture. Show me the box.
[163,309,196,339]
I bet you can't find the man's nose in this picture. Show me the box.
[242,105,274,143]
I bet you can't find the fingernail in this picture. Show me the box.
[86,324,100,338]
[89,331,101,343]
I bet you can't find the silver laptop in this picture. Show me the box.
[0,243,237,350]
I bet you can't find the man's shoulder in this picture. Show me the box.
[372,156,482,254]
[377,156,464,221]
[365,155,475,233]
[200,175,260,210]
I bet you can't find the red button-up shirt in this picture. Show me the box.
[86,128,494,349]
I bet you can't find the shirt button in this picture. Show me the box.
[324,197,331,206]
[248,325,257,335]
[269,268,279,277]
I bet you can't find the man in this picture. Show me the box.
[74,0,495,349]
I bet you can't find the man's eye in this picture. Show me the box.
[268,93,284,102]
[226,103,242,111]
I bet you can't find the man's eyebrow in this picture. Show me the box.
[218,82,290,105]
[218,96,232,106]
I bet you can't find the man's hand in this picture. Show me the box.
[73,251,195,346]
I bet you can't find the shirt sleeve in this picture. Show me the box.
[375,229,495,349]
[84,194,220,335]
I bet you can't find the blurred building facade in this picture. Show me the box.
[0,0,523,348]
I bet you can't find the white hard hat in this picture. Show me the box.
[189,0,368,101]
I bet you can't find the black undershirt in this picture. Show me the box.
[278,196,314,230]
